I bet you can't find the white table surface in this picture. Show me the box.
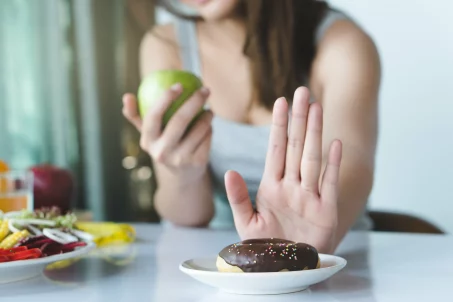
[0,223,452,301]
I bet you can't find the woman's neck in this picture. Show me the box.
[199,17,246,51]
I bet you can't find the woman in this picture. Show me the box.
[123,0,380,253]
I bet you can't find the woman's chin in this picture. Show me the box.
[183,0,240,21]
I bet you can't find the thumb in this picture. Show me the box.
[225,170,254,228]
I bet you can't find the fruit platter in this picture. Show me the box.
[0,160,137,284]
[0,207,95,284]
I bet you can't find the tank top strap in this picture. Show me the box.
[315,9,351,43]
[174,17,202,77]
[174,8,349,73]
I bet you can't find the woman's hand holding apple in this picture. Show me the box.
[122,83,213,182]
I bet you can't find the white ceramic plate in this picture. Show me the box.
[179,253,347,295]
[0,241,95,284]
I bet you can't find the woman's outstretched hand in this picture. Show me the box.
[225,87,343,254]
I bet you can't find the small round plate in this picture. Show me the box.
[179,253,347,295]
[0,241,95,284]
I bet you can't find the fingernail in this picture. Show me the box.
[171,83,182,91]
[275,97,286,106]
[200,87,210,96]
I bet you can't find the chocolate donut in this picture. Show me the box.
[216,238,320,273]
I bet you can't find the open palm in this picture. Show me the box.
[224,87,343,254]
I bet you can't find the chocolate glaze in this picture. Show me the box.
[218,238,319,272]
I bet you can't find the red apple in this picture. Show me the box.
[30,164,74,213]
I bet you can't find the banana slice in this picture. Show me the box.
[75,222,136,246]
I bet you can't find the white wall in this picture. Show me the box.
[329,0,453,232]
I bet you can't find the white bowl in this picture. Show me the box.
[0,241,95,284]
[179,253,347,295]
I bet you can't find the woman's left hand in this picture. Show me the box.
[225,87,343,254]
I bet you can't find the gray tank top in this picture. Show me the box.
[173,9,373,231]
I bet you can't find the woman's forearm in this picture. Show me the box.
[153,164,214,227]
[333,156,374,250]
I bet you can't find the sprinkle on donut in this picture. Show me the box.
[218,238,320,272]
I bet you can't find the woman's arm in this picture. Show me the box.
[136,25,214,227]
[311,19,381,246]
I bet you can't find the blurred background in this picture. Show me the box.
[0,0,452,232]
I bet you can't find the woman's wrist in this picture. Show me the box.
[313,232,336,254]
[153,165,214,227]
[158,164,209,190]
[293,227,337,255]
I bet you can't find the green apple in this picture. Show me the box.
[137,70,204,128]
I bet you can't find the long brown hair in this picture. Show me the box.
[159,0,329,110]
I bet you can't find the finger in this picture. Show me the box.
[161,87,210,149]
[301,102,323,193]
[320,140,343,204]
[178,110,213,155]
[284,87,310,180]
[141,83,183,143]
[263,97,289,181]
[122,94,143,131]
[225,170,255,228]
[191,126,212,165]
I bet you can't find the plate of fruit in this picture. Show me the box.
[0,207,95,284]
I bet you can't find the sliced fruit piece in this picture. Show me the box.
[75,222,136,246]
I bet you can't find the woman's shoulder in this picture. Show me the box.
[139,22,182,76]
[311,10,381,93]
[317,10,376,53]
